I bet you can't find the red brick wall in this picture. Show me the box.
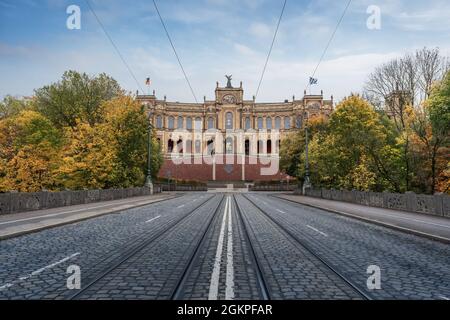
[158,155,290,182]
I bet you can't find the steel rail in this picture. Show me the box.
[242,194,373,300]
[170,195,226,300]
[69,194,219,300]
[232,195,272,300]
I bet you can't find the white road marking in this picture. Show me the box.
[209,196,234,300]
[0,197,164,226]
[209,197,228,300]
[145,215,161,223]
[225,197,235,300]
[177,204,185,209]
[276,209,286,214]
[306,225,328,237]
[0,252,80,291]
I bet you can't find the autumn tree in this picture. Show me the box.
[0,96,31,119]
[409,71,450,194]
[0,111,62,192]
[55,96,162,190]
[307,95,404,192]
[280,115,328,185]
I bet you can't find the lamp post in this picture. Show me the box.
[302,124,312,195]
[145,113,154,194]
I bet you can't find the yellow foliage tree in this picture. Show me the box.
[0,111,61,192]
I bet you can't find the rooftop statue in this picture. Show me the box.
[225,75,233,88]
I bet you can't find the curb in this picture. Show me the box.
[271,195,450,245]
[0,194,181,241]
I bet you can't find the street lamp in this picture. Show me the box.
[145,112,154,194]
[302,124,312,195]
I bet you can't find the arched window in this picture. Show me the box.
[275,117,281,130]
[257,140,264,154]
[257,117,263,130]
[195,140,201,154]
[245,117,251,130]
[296,116,302,128]
[186,117,192,130]
[225,137,233,153]
[186,140,192,154]
[168,116,175,129]
[266,117,272,130]
[245,139,250,156]
[156,115,163,129]
[267,140,272,154]
[225,112,233,130]
[177,139,183,154]
[195,117,202,131]
[168,139,174,153]
[177,116,184,129]
[207,140,214,155]
[208,117,214,129]
[284,117,291,129]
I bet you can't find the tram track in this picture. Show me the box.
[69,194,221,300]
[238,193,373,300]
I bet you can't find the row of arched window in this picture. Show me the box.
[155,114,303,130]
[165,138,280,155]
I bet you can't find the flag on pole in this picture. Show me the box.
[309,77,318,85]
[145,77,151,86]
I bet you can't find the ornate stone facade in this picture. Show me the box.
[137,79,333,181]
[137,79,334,157]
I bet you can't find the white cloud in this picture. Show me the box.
[248,22,273,39]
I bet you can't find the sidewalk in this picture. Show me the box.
[275,194,450,243]
[0,193,178,240]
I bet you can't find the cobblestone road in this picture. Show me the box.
[0,192,448,300]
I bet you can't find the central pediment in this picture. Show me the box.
[216,80,243,105]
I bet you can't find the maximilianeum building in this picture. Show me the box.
[137,78,334,182]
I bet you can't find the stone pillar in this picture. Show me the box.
[405,191,417,212]
[241,154,245,181]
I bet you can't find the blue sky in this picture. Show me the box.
[1,0,449,102]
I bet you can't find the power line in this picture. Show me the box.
[152,0,199,103]
[84,0,144,93]
[255,0,288,100]
[305,0,352,93]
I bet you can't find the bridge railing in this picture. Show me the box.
[302,188,450,218]
[0,186,161,215]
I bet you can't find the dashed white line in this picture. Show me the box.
[306,225,328,237]
[145,215,161,223]
[276,209,286,214]
[0,252,80,291]
[177,204,185,209]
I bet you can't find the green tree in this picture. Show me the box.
[409,71,450,193]
[308,95,404,192]
[34,70,123,129]
[280,115,329,185]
